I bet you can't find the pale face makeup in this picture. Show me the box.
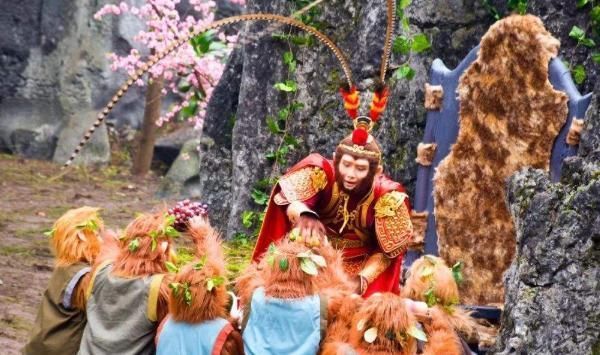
[338,154,370,191]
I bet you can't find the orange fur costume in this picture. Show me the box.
[79,211,176,355]
[402,255,496,348]
[323,292,462,355]
[24,206,114,355]
[433,15,568,304]
[156,217,243,354]
[237,237,356,354]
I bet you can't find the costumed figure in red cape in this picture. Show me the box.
[252,84,414,297]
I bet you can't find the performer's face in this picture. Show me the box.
[338,154,371,192]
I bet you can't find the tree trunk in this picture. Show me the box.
[132,77,163,177]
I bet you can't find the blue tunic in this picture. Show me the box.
[242,287,324,355]
[157,317,230,355]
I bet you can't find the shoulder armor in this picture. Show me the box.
[374,191,413,257]
[274,167,328,205]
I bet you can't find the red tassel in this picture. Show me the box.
[352,128,369,145]
[369,86,389,122]
[340,86,360,119]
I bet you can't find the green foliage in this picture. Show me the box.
[570,26,596,47]
[411,34,432,53]
[76,219,100,232]
[507,0,528,15]
[577,0,591,9]
[274,80,298,92]
[398,0,412,10]
[241,211,256,229]
[393,35,412,55]
[193,256,207,270]
[300,257,318,275]
[573,64,587,84]
[451,262,464,284]
[236,0,320,242]
[291,0,323,27]
[272,33,315,46]
[206,276,225,291]
[591,6,600,29]
[179,97,198,119]
[394,64,416,81]
[283,51,297,73]
[128,238,140,252]
[165,261,180,273]
[190,31,215,57]
[567,0,600,87]
[251,189,269,206]
[391,1,432,83]
[279,257,289,271]
[481,0,501,20]
[424,288,440,307]
[169,282,193,305]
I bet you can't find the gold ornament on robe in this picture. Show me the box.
[274,167,328,205]
[374,191,413,258]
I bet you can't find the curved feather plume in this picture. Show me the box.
[64,13,354,168]
[379,0,397,84]
[340,85,359,119]
[342,0,396,145]
[369,85,389,122]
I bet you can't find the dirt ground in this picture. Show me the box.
[0,154,252,354]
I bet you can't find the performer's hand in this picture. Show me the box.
[405,298,429,320]
[96,229,120,264]
[188,215,210,230]
[352,275,367,295]
[295,214,326,246]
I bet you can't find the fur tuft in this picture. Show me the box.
[348,293,417,355]
[112,211,172,277]
[403,255,481,342]
[49,206,104,267]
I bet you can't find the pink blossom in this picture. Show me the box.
[94,0,243,128]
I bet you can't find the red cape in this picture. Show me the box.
[252,153,334,261]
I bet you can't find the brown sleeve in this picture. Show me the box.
[235,263,262,308]
[220,330,244,355]
[156,276,172,324]
[72,272,92,311]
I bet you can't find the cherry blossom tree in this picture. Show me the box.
[94,0,244,175]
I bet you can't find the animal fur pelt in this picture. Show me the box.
[433,15,568,304]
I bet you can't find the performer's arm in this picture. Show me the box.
[274,166,328,241]
[357,191,413,292]
[274,166,327,216]
[156,276,172,323]
[220,329,244,355]
[357,253,392,293]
